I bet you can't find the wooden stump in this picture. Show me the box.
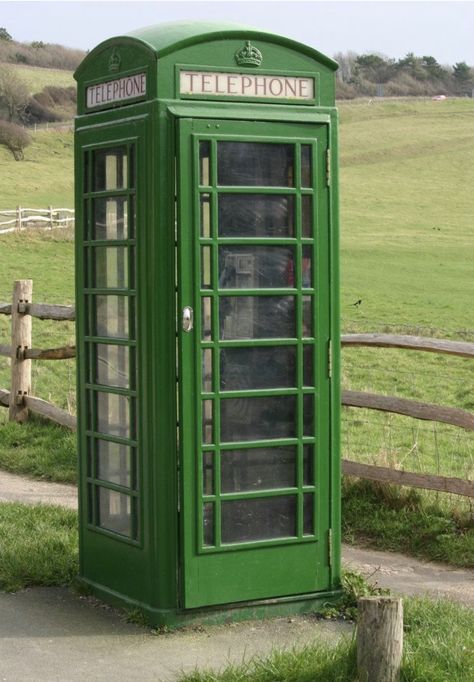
[9,280,32,423]
[357,597,403,682]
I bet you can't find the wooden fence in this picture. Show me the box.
[1,279,473,497]
[0,207,74,234]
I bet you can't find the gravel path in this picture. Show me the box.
[1,468,473,606]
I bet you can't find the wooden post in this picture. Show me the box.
[16,206,22,230]
[9,280,33,423]
[357,597,403,682]
[49,205,54,229]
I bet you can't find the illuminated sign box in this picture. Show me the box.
[180,70,314,100]
[87,73,147,108]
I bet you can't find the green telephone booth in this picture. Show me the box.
[74,21,341,626]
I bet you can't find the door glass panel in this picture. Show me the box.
[203,502,214,546]
[200,194,211,238]
[202,348,213,392]
[303,394,314,436]
[93,247,128,289]
[301,145,312,187]
[302,245,312,289]
[221,496,296,543]
[217,142,294,187]
[202,400,213,444]
[221,446,296,492]
[97,440,131,486]
[98,488,131,537]
[303,493,314,535]
[202,452,214,495]
[221,396,296,442]
[303,445,313,486]
[219,246,295,289]
[303,296,313,338]
[220,346,296,390]
[303,345,313,386]
[302,195,313,238]
[199,141,210,186]
[95,344,129,388]
[97,392,130,439]
[93,198,128,240]
[93,146,128,191]
[218,194,294,237]
[94,295,129,339]
[219,296,295,339]
[201,297,212,340]
[201,246,212,289]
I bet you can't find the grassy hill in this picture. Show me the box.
[8,63,75,93]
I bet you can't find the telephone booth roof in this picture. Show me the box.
[75,21,338,75]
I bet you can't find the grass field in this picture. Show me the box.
[7,63,75,94]
[0,98,472,559]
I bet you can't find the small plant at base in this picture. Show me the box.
[319,570,389,621]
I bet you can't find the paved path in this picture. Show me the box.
[1,468,473,607]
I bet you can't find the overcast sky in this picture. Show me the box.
[1,1,474,65]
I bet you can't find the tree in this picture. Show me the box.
[355,53,397,83]
[0,27,12,41]
[0,66,29,122]
[453,61,472,84]
[333,51,358,83]
[0,120,31,160]
[421,56,447,80]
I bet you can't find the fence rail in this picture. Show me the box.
[0,207,74,234]
[1,280,473,497]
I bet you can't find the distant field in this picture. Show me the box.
[6,63,75,93]
[0,98,472,483]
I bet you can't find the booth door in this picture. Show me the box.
[178,118,332,609]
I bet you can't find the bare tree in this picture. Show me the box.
[0,66,29,122]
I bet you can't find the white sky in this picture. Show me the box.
[1,1,474,65]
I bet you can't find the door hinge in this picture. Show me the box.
[326,148,331,186]
[328,528,333,567]
[328,339,332,379]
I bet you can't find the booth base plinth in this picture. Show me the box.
[76,578,343,629]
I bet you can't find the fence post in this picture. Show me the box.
[16,206,22,230]
[357,597,403,682]
[49,205,54,229]
[9,280,33,423]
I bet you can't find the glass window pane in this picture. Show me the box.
[93,197,128,240]
[94,295,129,339]
[303,345,313,387]
[97,392,130,439]
[221,396,296,442]
[95,344,129,388]
[200,194,211,238]
[220,346,296,390]
[303,295,313,338]
[217,142,294,187]
[203,502,214,546]
[303,445,313,486]
[98,488,131,537]
[93,247,128,289]
[301,145,312,188]
[220,296,295,340]
[201,246,212,289]
[302,195,313,238]
[97,439,131,487]
[303,394,314,437]
[221,446,297,492]
[302,245,312,289]
[203,452,214,495]
[201,297,212,341]
[219,194,294,237]
[222,496,296,543]
[200,141,210,186]
[93,147,128,192]
[304,493,314,535]
[202,348,213,392]
[219,246,295,289]
[202,400,213,444]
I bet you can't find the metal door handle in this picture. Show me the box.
[182,306,193,332]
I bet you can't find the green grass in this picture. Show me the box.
[342,480,474,568]
[0,414,76,483]
[7,63,75,94]
[0,501,78,591]
[180,598,474,682]
[0,129,73,208]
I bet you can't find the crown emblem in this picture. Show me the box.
[108,48,121,73]
[235,41,263,67]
